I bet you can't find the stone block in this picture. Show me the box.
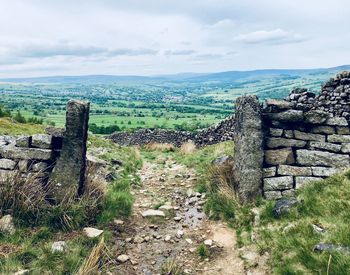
[309,141,342,153]
[296,149,350,168]
[312,167,341,177]
[0,169,16,179]
[31,134,52,149]
[264,176,293,191]
[266,138,306,149]
[294,131,325,142]
[0,146,53,160]
[0,159,16,170]
[265,148,295,165]
[326,117,348,126]
[269,128,283,137]
[341,143,350,153]
[327,135,350,143]
[15,136,31,148]
[264,191,282,200]
[18,160,29,172]
[50,100,90,202]
[304,110,330,124]
[267,110,304,123]
[31,162,48,172]
[278,165,312,176]
[336,127,350,135]
[282,189,296,197]
[311,126,335,135]
[284,130,294,138]
[295,176,323,189]
[263,166,276,178]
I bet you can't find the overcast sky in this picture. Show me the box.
[0,0,349,77]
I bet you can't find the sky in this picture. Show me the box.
[0,0,349,77]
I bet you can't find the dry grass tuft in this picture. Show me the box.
[208,162,235,197]
[160,258,184,275]
[145,142,175,152]
[179,141,197,155]
[0,171,48,221]
[77,237,105,275]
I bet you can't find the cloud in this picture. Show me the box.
[108,48,158,56]
[164,49,196,56]
[234,29,306,45]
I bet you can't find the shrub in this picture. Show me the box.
[196,243,209,259]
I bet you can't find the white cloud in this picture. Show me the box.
[234,29,306,45]
[0,0,349,77]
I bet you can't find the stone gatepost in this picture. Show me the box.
[50,100,90,202]
[233,95,264,203]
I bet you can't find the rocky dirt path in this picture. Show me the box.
[112,156,267,275]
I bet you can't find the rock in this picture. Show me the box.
[142,209,165,217]
[336,127,350,135]
[31,134,52,149]
[241,250,259,267]
[295,176,323,189]
[341,143,350,153]
[265,99,293,111]
[272,198,297,218]
[312,224,326,234]
[313,243,350,255]
[176,230,184,238]
[134,236,144,243]
[325,117,348,126]
[117,254,130,263]
[164,235,171,242]
[304,110,329,124]
[265,148,295,165]
[263,176,293,191]
[188,197,199,204]
[267,110,304,123]
[212,155,234,166]
[174,216,182,222]
[51,241,66,253]
[114,219,124,225]
[294,131,325,142]
[263,167,276,177]
[0,215,15,234]
[0,159,16,170]
[32,162,48,172]
[186,188,195,198]
[83,227,103,238]
[0,146,53,160]
[185,238,193,244]
[278,165,312,176]
[86,153,107,168]
[311,126,335,135]
[50,100,90,202]
[159,205,173,210]
[296,149,350,168]
[269,128,283,137]
[15,136,31,148]
[309,141,341,153]
[233,95,264,203]
[266,138,306,149]
[327,134,350,143]
[204,239,213,246]
[312,167,340,177]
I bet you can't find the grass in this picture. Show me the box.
[255,172,350,274]
[160,259,184,275]
[0,135,143,274]
[0,117,44,135]
[196,243,210,259]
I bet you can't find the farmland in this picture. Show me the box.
[0,65,348,133]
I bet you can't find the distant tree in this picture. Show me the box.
[13,111,26,123]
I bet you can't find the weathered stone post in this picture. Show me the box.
[50,100,90,202]
[233,95,264,203]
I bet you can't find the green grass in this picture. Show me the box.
[196,243,210,259]
[256,173,350,274]
[0,117,44,135]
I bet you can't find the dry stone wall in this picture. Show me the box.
[262,101,350,200]
[0,100,90,203]
[0,134,62,182]
[109,114,235,147]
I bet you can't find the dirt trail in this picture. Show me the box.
[112,156,267,275]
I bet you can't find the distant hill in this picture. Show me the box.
[1,65,349,85]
